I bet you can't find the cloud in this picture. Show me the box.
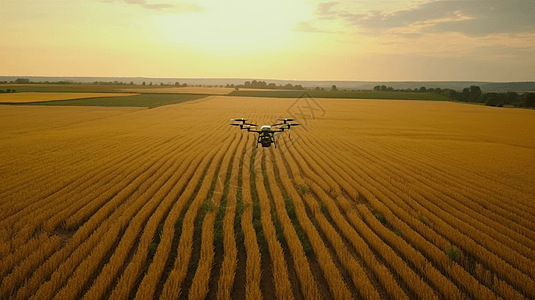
[312,0,535,36]
[293,21,335,33]
[315,2,341,19]
[101,0,204,13]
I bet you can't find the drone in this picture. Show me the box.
[230,118,300,148]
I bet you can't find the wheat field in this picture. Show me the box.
[0,92,138,103]
[1,96,534,299]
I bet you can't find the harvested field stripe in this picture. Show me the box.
[252,149,294,300]
[159,134,235,299]
[217,131,249,300]
[188,132,241,300]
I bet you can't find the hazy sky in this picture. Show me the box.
[2,0,534,81]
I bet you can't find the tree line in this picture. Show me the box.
[233,80,305,90]
[373,85,535,108]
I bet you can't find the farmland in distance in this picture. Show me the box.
[1,96,534,300]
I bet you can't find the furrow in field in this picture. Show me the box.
[131,150,215,300]
[239,135,263,300]
[159,135,234,299]
[187,132,241,300]
[346,136,535,238]
[278,137,409,300]
[217,131,249,300]
[24,135,191,300]
[385,138,534,204]
[52,147,189,300]
[10,131,194,300]
[250,149,294,300]
[262,150,325,299]
[76,125,223,300]
[288,136,439,300]
[324,137,535,297]
[275,139,384,300]
[300,130,515,299]
[366,137,535,225]
[0,133,135,206]
[309,132,535,274]
[286,133,463,299]
[2,135,172,251]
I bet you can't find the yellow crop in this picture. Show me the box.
[1,96,534,299]
[0,92,137,103]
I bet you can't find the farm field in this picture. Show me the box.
[1,96,534,300]
[0,92,138,104]
[120,87,235,95]
[20,94,210,108]
[228,89,450,101]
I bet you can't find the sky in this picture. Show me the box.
[2,0,534,81]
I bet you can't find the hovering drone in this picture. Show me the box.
[230,118,300,148]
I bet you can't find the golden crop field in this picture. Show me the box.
[120,87,235,95]
[1,96,534,300]
[0,92,138,103]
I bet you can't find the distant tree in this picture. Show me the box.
[525,93,535,108]
[419,87,427,93]
[244,81,251,86]
[470,87,480,98]
[442,89,458,100]
[321,87,325,91]
[506,92,518,105]
[230,84,234,88]
[175,82,180,86]
[182,83,187,87]
[130,81,134,85]
[331,85,338,91]
[251,80,258,86]
[160,83,164,86]
[386,87,394,92]
[142,81,146,86]
[380,85,387,91]
[295,85,304,90]
[15,78,30,84]
[373,85,381,91]
[149,82,153,86]
[485,97,498,106]
[480,92,507,105]
[285,83,294,89]
[462,88,470,101]
[434,88,442,94]
[469,86,482,102]
[267,83,277,89]
[427,88,435,93]
[314,87,320,91]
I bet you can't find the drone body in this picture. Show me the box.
[230,118,300,148]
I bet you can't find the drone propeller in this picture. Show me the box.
[231,118,249,124]
[274,123,300,129]
[230,122,258,130]
[277,118,295,124]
